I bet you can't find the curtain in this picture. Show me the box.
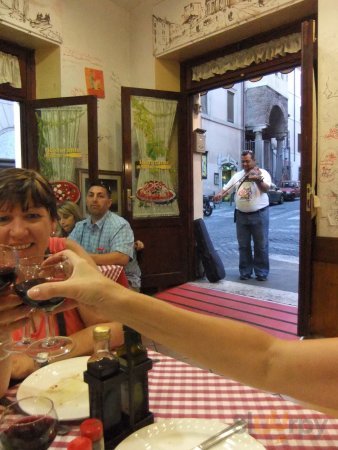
[131,96,179,218]
[36,107,85,182]
[192,32,301,82]
[0,51,21,88]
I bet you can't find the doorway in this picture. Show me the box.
[0,99,21,168]
[198,69,301,307]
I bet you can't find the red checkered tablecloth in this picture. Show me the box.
[98,264,129,288]
[98,264,123,281]
[3,350,338,449]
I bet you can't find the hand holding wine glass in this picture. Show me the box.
[14,255,74,360]
[0,396,58,450]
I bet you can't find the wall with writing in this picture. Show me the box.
[1,0,132,173]
[318,0,338,237]
[59,1,131,172]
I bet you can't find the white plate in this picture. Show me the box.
[115,419,266,450]
[17,356,89,421]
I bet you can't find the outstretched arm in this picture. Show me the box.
[27,250,338,416]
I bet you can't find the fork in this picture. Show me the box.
[190,419,247,450]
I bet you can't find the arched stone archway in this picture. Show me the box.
[266,104,288,182]
[245,85,288,182]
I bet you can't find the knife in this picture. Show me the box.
[190,419,247,450]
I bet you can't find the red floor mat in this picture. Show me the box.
[155,283,298,340]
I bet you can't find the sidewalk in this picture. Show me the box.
[201,201,299,307]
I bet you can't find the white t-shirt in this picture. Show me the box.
[223,169,271,213]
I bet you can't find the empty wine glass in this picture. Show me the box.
[0,396,58,450]
[14,255,73,360]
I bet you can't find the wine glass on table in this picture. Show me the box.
[0,396,58,450]
[14,255,74,360]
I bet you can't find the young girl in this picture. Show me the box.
[56,201,83,237]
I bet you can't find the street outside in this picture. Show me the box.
[203,199,300,294]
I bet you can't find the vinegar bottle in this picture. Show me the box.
[84,325,125,444]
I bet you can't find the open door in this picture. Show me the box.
[297,19,317,336]
[122,87,193,292]
[23,95,98,184]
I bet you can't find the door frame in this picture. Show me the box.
[180,19,317,336]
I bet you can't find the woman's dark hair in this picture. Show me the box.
[0,168,58,220]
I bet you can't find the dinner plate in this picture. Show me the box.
[17,356,89,421]
[115,419,266,449]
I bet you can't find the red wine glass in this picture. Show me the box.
[0,244,18,291]
[0,396,58,450]
[14,255,74,360]
[0,245,25,353]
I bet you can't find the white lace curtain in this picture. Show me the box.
[0,51,21,88]
[192,32,301,82]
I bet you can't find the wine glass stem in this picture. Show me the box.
[43,311,57,346]
[21,321,32,345]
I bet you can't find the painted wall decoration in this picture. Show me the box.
[0,0,62,43]
[85,68,105,98]
[152,0,300,56]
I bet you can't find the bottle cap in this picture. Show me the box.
[67,436,92,450]
[93,325,111,341]
[80,418,103,441]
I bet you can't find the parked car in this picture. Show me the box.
[268,183,284,205]
[279,180,301,200]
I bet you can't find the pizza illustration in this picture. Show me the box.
[50,181,81,204]
[136,180,176,204]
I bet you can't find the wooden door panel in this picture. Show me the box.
[137,224,187,289]
[122,87,192,292]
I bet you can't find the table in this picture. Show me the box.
[4,350,338,449]
[99,264,129,288]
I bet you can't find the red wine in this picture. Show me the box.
[0,266,17,290]
[14,278,64,309]
[0,415,57,450]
